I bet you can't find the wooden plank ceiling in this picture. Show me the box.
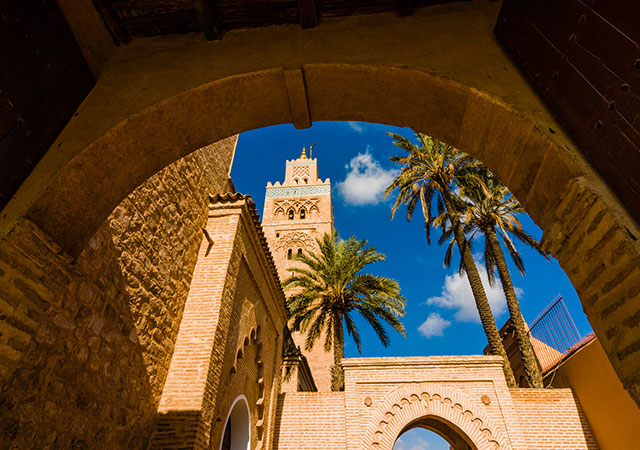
[495,0,640,226]
[0,0,467,212]
[96,0,470,42]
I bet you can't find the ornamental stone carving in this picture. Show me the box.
[275,232,316,251]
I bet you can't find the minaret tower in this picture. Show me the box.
[262,147,334,391]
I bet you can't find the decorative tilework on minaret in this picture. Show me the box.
[262,148,334,391]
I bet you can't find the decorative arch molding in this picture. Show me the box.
[273,199,320,219]
[362,384,510,450]
[275,231,316,251]
[217,324,266,450]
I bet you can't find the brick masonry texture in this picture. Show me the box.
[152,195,289,450]
[271,356,598,450]
[273,392,347,450]
[510,389,598,450]
[0,136,237,448]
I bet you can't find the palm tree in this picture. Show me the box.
[283,231,406,391]
[461,175,546,387]
[384,131,517,388]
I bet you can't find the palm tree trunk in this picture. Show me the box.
[331,317,345,391]
[486,229,544,388]
[442,195,517,387]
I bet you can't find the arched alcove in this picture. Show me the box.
[218,395,251,450]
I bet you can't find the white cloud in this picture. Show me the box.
[346,121,365,133]
[418,313,451,338]
[426,263,523,323]
[337,151,399,206]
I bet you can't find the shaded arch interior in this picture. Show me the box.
[5,62,640,407]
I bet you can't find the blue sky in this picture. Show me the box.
[231,121,592,358]
[394,428,450,450]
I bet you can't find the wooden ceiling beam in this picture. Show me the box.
[92,0,130,44]
[193,0,222,40]
[395,0,413,17]
[297,0,318,29]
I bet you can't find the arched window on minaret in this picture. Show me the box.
[303,178,308,184]
[288,209,294,220]
[297,248,303,257]
[287,249,292,260]
[300,208,306,220]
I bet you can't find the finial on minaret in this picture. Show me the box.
[300,147,307,159]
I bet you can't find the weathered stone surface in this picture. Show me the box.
[0,136,236,448]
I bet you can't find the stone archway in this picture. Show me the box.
[1,3,639,407]
[363,383,507,450]
[5,63,639,405]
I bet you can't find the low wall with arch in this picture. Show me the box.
[272,356,597,450]
[343,357,518,450]
[361,383,507,450]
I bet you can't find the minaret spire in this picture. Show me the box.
[300,147,307,159]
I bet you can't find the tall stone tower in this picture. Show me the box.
[262,147,334,391]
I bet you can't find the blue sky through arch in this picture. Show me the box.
[231,121,592,358]
[394,428,450,450]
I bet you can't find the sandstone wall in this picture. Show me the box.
[0,136,236,448]
[94,136,237,401]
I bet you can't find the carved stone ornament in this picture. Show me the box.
[275,231,316,250]
[364,397,373,407]
[481,395,491,405]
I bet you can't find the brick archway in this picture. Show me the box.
[362,383,508,450]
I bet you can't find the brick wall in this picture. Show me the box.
[343,356,517,450]
[0,137,236,448]
[272,392,347,450]
[510,389,598,450]
[269,356,600,450]
[153,195,289,450]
